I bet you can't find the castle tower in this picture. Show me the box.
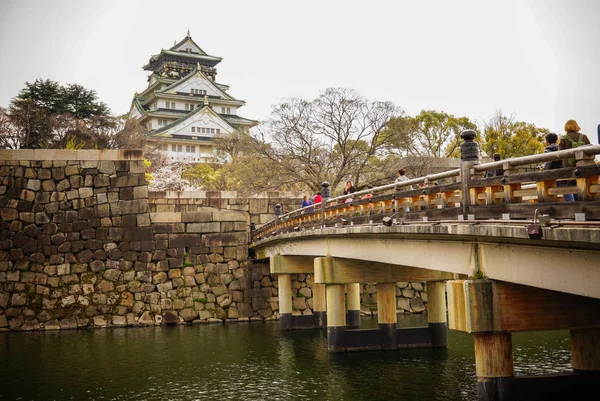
[127,31,257,162]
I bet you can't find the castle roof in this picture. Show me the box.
[143,33,222,70]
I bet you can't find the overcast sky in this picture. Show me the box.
[1,0,598,143]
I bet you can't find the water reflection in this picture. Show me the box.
[0,315,571,401]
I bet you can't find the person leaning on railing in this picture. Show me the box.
[484,153,504,178]
[542,133,562,170]
[558,119,591,202]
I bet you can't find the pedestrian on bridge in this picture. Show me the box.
[484,153,504,178]
[542,133,562,170]
[559,119,591,201]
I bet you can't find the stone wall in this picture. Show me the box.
[0,150,426,332]
[148,190,303,227]
[0,150,260,331]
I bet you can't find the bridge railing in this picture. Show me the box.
[252,144,600,240]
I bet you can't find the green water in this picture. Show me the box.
[0,315,572,401]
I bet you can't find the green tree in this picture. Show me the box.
[381,110,478,158]
[182,163,229,190]
[480,111,548,158]
[2,78,116,149]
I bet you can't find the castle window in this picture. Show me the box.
[158,119,168,126]
[172,144,177,152]
[186,145,196,153]
[216,129,220,134]
[191,127,196,133]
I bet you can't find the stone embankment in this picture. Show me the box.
[0,150,426,331]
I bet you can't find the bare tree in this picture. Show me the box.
[246,88,403,193]
[0,107,20,149]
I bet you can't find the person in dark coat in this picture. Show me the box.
[485,153,504,178]
[542,133,562,170]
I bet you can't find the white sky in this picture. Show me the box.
[1,0,599,143]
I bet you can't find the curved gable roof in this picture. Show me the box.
[152,104,238,136]
[157,67,237,101]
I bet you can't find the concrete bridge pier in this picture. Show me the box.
[326,283,347,352]
[571,328,600,372]
[426,281,448,347]
[271,255,325,330]
[346,283,361,329]
[278,273,293,331]
[313,282,327,329]
[474,333,515,401]
[448,279,600,401]
[377,282,397,349]
[314,256,454,352]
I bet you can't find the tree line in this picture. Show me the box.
[0,81,551,195]
[179,88,550,195]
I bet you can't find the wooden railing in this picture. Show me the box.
[252,145,600,240]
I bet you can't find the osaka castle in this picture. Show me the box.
[127,31,257,162]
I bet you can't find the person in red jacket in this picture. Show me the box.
[313,192,322,205]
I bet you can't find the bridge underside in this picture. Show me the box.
[257,228,600,401]
[257,226,600,299]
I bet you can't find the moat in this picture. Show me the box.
[0,315,572,401]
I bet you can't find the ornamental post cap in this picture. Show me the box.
[460,129,477,141]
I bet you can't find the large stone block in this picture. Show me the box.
[110,175,146,188]
[181,211,213,223]
[180,308,198,322]
[153,223,185,234]
[110,199,149,215]
[211,285,228,297]
[213,210,248,222]
[133,186,148,199]
[186,222,220,233]
[202,232,247,247]
[169,234,200,248]
[0,208,18,221]
[410,298,425,313]
[249,199,269,214]
[238,303,253,318]
[150,212,182,223]
[122,227,153,241]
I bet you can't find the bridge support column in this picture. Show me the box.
[377,282,397,350]
[313,283,327,329]
[426,281,447,347]
[571,328,600,372]
[346,283,361,329]
[326,284,346,352]
[474,332,515,401]
[278,274,292,331]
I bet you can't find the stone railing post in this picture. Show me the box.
[321,181,330,228]
[274,203,282,223]
[459,130,480,218]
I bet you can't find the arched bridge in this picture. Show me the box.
[251,144,600,401]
